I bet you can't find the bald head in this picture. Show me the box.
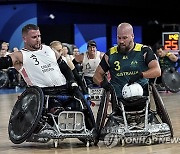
[117,22,134,53]
[117,23,134,36]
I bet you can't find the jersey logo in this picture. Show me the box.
[123,55,128,59]
[131,60,138,65]
[86,63,91,69]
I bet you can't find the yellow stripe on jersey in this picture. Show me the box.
[134,43,143,52]
[110,46,118,55]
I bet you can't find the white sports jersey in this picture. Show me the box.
[19,45,66,87]
[82,51,101,77]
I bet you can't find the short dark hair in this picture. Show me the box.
[87,40,96,48]
[156,44,164,50]
[22,24,39,35]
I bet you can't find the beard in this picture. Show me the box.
[29,43,41,50]
[118,41,133,54]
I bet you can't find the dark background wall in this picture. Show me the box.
[0,0,180,51]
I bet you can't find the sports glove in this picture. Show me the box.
[68,81,79,92]
[100,78,112,91]
[128,72,143,85]
[68,81,88,110]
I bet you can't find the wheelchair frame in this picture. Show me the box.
[8,86,95,148]
[95,83,173,147]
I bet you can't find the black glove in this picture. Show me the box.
[68,81,79,92]
[128,72,143,85]
[100,79,112,91]
[68,81,88,110]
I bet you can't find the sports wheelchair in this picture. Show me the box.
[8,86,96,147]
[82,75,104,103]
[95,83,173,148]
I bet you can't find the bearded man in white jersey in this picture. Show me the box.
[0,24,95,130]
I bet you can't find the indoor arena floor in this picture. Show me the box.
[0,88,180,154]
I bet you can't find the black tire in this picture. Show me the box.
[161,68,180,93]
[94,91,110,145]
[151,84,174,137]
[8,86,44,144]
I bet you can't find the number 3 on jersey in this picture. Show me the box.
[114,61,120,71]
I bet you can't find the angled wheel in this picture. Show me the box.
[94,90,110,145]
[162,68,180,93]
[8,86,44,144]
[151,84,174,137]
[0,70,9,88]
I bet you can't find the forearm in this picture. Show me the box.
[143,68,161,78]
[93,66,106,86]
[66,58,75,70]
[57,58,75,82]
[143,60,161,78]
[72,68,88,94]
[168,54,178,62]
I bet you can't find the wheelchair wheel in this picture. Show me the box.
[8,86,44,144]
[0,70,9,88]
[151,84,174,137]
[162,68,180,93]
[94,90,110,145]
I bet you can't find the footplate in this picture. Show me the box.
[58,111,86,132]
[103,123,172,147]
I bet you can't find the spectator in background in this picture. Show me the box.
[0,42,11,56]
[1,42,11,54]
[0,48,8,57]
[72,45,82,72]
[72,45,80,58]
[73,40,104,87]
[62,45,74,62]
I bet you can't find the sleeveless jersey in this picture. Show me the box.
[108,43,149,99]
[82,51,101,77]
[19,45,66,87]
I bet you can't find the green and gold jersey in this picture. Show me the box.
[107,43,150,99]
[159,56,176,71]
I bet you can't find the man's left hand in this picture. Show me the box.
[128,72,143,85]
